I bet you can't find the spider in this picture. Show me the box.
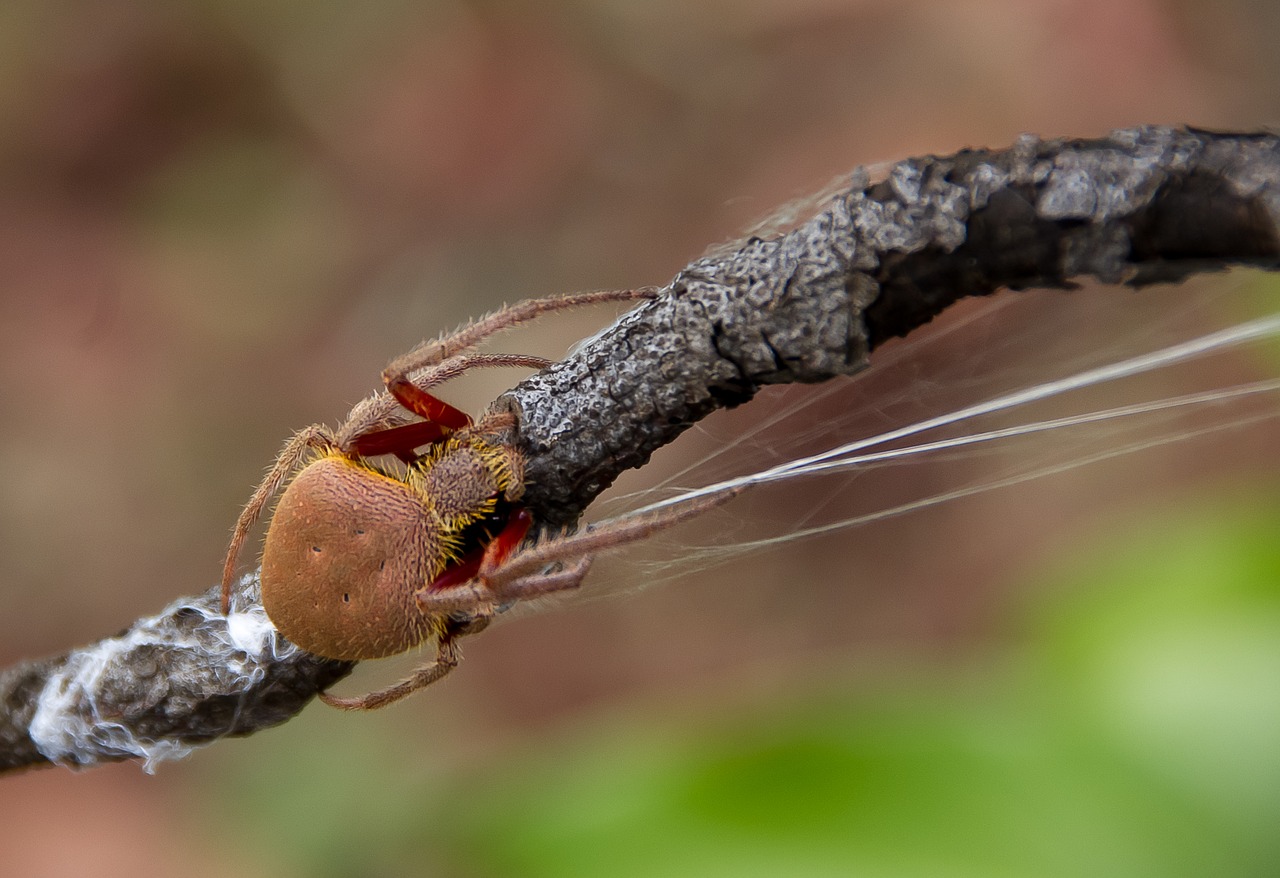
[220,287,739,709]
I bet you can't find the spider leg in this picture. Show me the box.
[494,557,594,602]
[221,424,338,613]
[382,287,657,391]
[419,557,593,614]
[334,289,654,456]
[319,632,464,711]
[415,486,744,616]
[485,485,746,591]
[384,353,552,428]
[467,409,517,436]
[331,392,414,451]
[346,419,452,463]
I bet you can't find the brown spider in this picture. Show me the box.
[220,287,739,710]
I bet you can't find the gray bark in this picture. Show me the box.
[4,125,1279,774]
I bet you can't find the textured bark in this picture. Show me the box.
[4,126,1279,774]
[509,126,1280,525]
[0,577,350,774]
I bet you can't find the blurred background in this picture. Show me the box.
[2,1,1280,876]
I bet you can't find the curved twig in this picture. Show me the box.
[3,126,1278,774]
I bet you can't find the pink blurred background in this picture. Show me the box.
[2,1,1279,875]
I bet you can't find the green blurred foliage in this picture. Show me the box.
[221,492,1280,878]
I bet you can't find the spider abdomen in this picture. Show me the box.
[261,455,443,660]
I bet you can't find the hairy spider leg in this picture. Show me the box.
[383,376,472,431]
[381,287,657,393]
[384,352,553,428]
[324,563,590,710]
[339,287,654,448]
[415,485,746,616]
[319,631,464,711]
[417,558,595,616]
[221,425,339,612]
[346,420,453,463]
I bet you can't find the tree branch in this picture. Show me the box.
[4,125,1278,774]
